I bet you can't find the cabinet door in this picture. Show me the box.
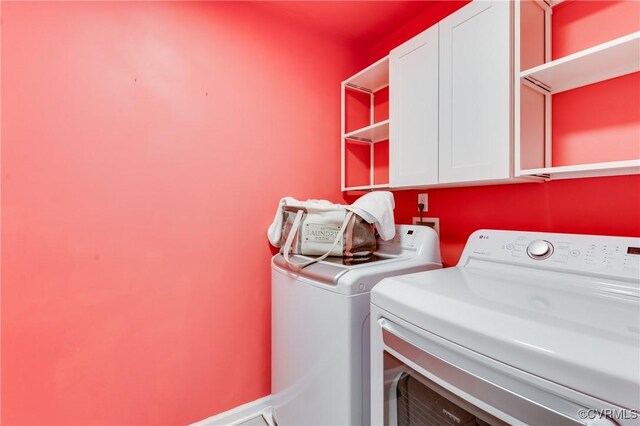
[439,0,511,183]
[389,24,439,187]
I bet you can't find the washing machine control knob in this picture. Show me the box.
[527,240,554,260]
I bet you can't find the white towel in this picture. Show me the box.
[347,191,396,241]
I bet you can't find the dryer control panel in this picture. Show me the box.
[462,230,640,281]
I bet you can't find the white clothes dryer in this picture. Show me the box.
[371,229,640,426]
[271,225,442,426]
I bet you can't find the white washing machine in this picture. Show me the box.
[271,225,442,426]
[371,229,640,426]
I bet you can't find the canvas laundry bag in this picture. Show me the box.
[267,192,395,270]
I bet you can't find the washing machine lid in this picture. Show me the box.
[272,253,402,285]
[371,260,640,409]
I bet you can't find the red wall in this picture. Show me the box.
[0,2,363,424]
[2,1,639,424]
[551,1,640,166]
[356,0,640,267]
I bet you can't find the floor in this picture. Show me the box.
[237,415,269,426]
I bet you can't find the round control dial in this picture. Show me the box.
[527,240,554,260]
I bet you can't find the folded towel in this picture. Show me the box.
[347,191,396,241]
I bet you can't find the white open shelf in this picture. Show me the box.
[343,183,389,191]
[521,32,640,94]
[343,56,389,93]
[520,159,640,179]
[341,56,390,191]
[344,120,389,143]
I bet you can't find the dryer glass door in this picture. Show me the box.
[383,351,508,426]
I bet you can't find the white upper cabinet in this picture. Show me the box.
[387,0,514,189]
[438,0,511,184]
[389,24,439,188]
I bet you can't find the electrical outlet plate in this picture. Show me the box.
[413,217,439,235]
[417,193,428,212]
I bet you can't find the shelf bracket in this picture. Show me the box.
[345,136,373,143]
[522,76,552,93]
[345,83,373,94]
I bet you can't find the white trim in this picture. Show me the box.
[513,0,521,177]
[370,143,375,186]
[543,1,552,169]
[190,395,271,426]
[369,91,374,126]
[341,81,346,191]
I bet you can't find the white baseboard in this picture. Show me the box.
[191,395,271,426]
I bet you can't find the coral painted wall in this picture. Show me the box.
[356,0,640,267]
[2,1,639,424]
[0,2,363,424]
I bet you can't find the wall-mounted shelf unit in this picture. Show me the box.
[341,56,390,191]
[515,0,640,180]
